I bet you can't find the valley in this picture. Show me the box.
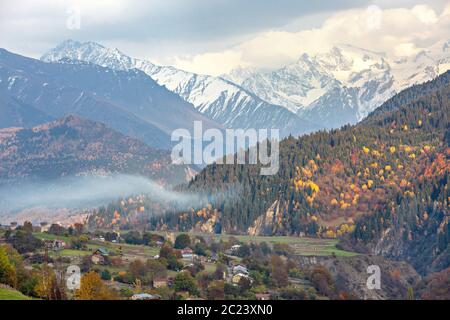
[0,25,449,301]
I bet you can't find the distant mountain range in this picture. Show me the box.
[0,48,221,149]
[41,40,319,137]
[224,42,450,128]
[1,40,449,186]
[41,40,450,134]
[0,40,448,150]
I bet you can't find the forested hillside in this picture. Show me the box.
[89,71,449,274]
[0,115,192,184]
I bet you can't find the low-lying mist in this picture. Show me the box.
[0,174,206,213]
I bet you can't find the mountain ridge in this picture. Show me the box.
[224,42,450,129]
[41,40,319,137]
[0,48,221,149]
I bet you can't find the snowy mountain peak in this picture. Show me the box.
[225,40,449,127]
[42,40,317,137]
[42,40,152,72]
[42,39,449,134]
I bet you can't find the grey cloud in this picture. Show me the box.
[78,0,370,42]
[0,0,369,58]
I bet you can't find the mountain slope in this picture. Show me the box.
[41,40,318,137]
[0,115,191,183]
[0,48,220,149]
[0,95,53,128]
[150,71,449,274]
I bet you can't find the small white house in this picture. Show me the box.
[131,293,161,300]
[181,248,194,260]
[230,244,241,252]
[232,265,249,275]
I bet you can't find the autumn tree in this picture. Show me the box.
[34,265,65,300]
[270,255,288,287]
[207,280,225,300]
[0,245,16,287]
[76,271,117,300]
[309,266,335,298]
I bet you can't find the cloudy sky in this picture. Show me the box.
[1,0,449,75]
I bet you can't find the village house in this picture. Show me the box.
[231,273,253,285]
[232,264,249,275]
[52,239,66,251]
[255,293,271,300]
[230,244,241,253]
[39,222,50,233]
[9,222,18,230]
[91,247,109,265]
[181,248,194,260]
[208,252,218,263]
[131,293,161,300]
[92,236,105,242]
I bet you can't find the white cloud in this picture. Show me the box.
[173,50,250,77]
[412,4,439,24]
[394,42,422,57]
[1,1,449,76]
[173,4,450,75]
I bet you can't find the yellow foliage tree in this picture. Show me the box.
[34,265,61,300]
[76,271,117,300]
[0,246,17,288]
[325,229,336,238]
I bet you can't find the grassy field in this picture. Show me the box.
[54,249,91,257]
[0,288,31,300]
[287,238,356,257]
[33,231,356,258]
[33,232,71,242]
[87,241,160,259]
[203,262,217,273]
[157,231,357,257]
[30,231,163,266]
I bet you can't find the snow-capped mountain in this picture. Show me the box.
[42,40,450,133]
[42,40,318,137]
[224,42,450,129]
[0,48,219,149]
